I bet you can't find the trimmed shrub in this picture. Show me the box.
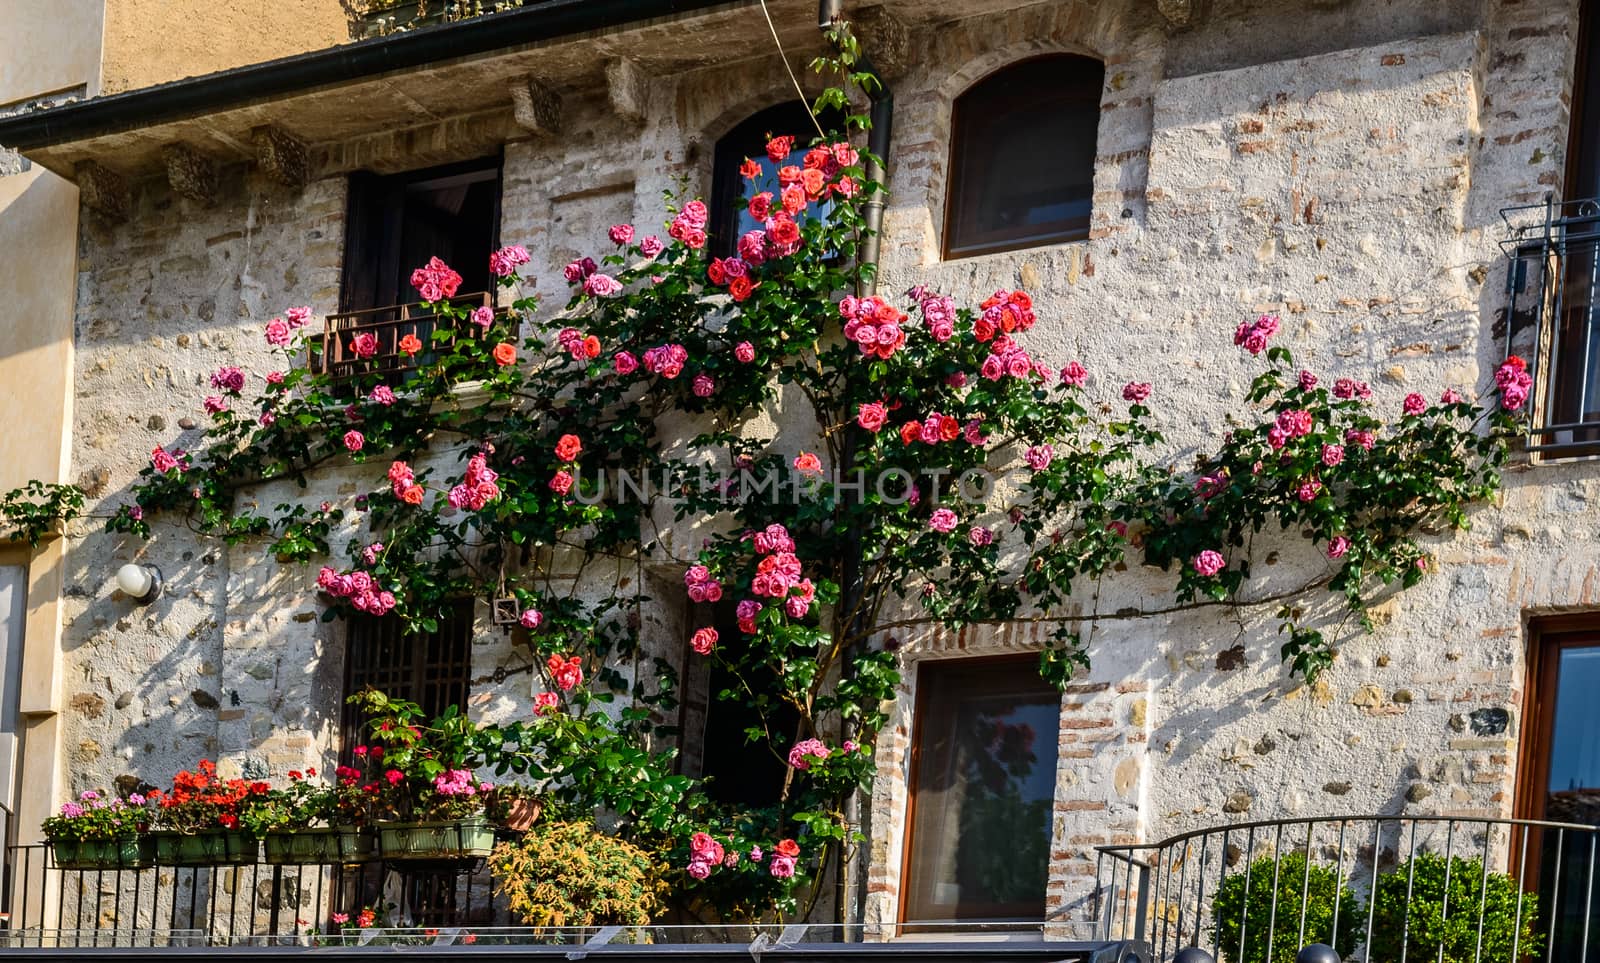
[1213,851,1368,963]
[1368,853,1538,963]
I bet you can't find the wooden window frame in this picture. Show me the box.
[942,54,1105,261]
[898,653,1061,929]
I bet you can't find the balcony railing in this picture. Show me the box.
[1501,197,1600,455]
[0,841,499,947]
[1097,813,1600,962]
[352,1,525,40]
[311,293,498,385]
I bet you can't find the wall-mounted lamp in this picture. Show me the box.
[113,563,163,605]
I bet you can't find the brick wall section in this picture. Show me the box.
[48,0,1598,932]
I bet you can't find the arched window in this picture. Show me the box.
[710,101,844,257]
[943,55,1104,260]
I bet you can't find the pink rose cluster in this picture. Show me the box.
[447,453,501,511]
[840,295,908,360]
[1268,408,1314,450]
[1495,356,1532,411]
[583,272,623,298]
[489,244,531,278]
[684,565,724,604]
[909,286,958,343]
[210,366,246,394]
[317,566,396,615]
[264,306,311,346]
[974,289,1037,342]
[907,411,960,445]
[1332,378,1373,401]
[557,327,602,361]
[562,257,597,284]
[707,256,758,303]
[388,460,425,505]
[979,334,1040,383]
[737,598,762,634]
[787,738,829,770]
[1060,361,1089,388]
[669,200,709,250]
[150,446,189,473]
[686,832,725,879]
[643,343,689,379]
[1233,314,1281,356]
[410,256,463,302]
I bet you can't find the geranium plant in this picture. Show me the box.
[41,790,153,842]
[151,759,271,834]
[0,73,1524,918]
[240,768,334,837]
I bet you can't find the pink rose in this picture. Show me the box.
[1402,393,1426,416]
[1327,535,1350,559]
[265,318,291,346]
[690,627,718,655]
[343,430,365,452]
[929,508,958,533]
[639,235,664,257]
[692,374,716,398]
[613,351,639,375]
[1025,444,1054,471]
[1122,382,1152,403]
[285,306,312,328]
[1192,550,1226,577]
[609,224,635,246]
[968,526,994,547]
[1320,443,1344,467]
[519,609,542,630]
[735,341,756,363]
[769,855,796,879]
[471,306,494,328]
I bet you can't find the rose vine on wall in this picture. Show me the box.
[0,107,1525,918]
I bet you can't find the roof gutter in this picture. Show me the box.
[0,0,750,153]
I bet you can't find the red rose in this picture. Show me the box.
[554,434,582,462]
[740,157,763,180]
[775,838,800,858]
[729,276,755,302]
[765,136,795,163]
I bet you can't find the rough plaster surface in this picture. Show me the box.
[39,0,1598,931]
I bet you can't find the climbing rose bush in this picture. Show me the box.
[0,118,1519,919]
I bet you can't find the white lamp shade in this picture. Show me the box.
[114,563,154,599]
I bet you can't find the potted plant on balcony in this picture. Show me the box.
[148,759,267,865]
[349,689,495,860]
[41,790,157,870]
[484,783,541,832]
[244,768,374,865]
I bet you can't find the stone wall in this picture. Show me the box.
[48,0,1598,932]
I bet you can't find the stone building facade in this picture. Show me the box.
[0,0,1595,937]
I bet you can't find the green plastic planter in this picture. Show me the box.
[376,817,494,860]
[150,830,259,866]
[262,827,374,865]
[51,836,155,870]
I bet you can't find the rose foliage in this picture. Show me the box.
[0,108,1521,919]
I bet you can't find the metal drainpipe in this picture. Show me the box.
[819,0,893,933]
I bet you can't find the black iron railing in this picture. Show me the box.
[0,842,501,947]
[1097,813,1600,963]
[1501,197,1600,455]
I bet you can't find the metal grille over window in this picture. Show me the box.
[1501,197,1600,455]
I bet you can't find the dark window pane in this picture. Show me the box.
[341,155,502,312]
[903,657,1060,927]
[945,55,1104,260]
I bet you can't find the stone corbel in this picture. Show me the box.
[163,142,218,205]
[853,6,913,80]
[510,77,562,137]
[74,160,129,222]
[1156,0,1208,30]
[252,125,308,187]
[605,57,648,121]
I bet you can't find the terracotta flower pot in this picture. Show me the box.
[499,797,542,832]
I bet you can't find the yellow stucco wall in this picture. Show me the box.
[99,0,351,94]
